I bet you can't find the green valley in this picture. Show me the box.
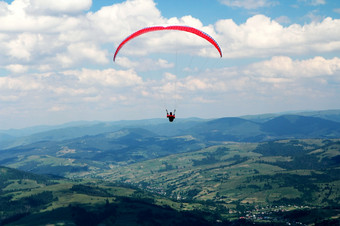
[1,111,340,225]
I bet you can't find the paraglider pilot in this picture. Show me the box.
[166,109,176,122]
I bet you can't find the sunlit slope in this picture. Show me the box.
[0,166,215,225]
[101,139,340,207]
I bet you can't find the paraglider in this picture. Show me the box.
[166,109,176,122]
[113,25,222,122]
[113,25,222,62]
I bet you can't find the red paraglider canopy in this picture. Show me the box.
[113,25,222,62]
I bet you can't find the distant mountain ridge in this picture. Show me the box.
[0,111,339,176]
[240,109,340,123]
[188,114,340,142]
[262,115,340,136]
[0,110,339,150]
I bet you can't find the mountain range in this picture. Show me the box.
[0,109,339,176]
[1,109,340,150]
[1,109,340,225]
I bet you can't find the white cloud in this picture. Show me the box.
[216,15,340,58]
[1,0,340,128]
[0,76,41,91]
[29,0,92,14]
[163,72,177,81]
[274,16,291,24]
[2,56,336,104]
[247,56,340,79]
[172,56,340,117]
[0,68,144,104]
[0,0,91,17]
[2,0,338,73]
[56,42,108,67]
[167,56,340,102]
[5,64,28,73]
[0,54,339,128]
[0,1,69,32]
[0,95,19,102]
[72,68,143,87]
[115,57,139,68]
[299,0,326,6]
[0,0,166,71]
[87,0,163,42]
[6,33,40,60]
[219,0,276,9]
[116,57,173,71]
[48,105,66,112]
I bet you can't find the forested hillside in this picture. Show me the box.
[0,110,339,225]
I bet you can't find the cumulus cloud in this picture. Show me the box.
[0,55,339,127]
[1,0,340,127]
[3,56,334,99]
[56,42,108,67]
[0,68,143,99]
[0,76,42,91]
[0,67,146,127]
[2,0,339,71]
[73,68,143,87]
[216,15,340,58]
[0,0,165,70]
[172,56,340,100]
[87,0,163,42]
[0,1,97,68]
[7,33,41,60]
[246,56,340,79]
[0,1,81,32]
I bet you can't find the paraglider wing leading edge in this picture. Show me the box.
[113,25,222,62]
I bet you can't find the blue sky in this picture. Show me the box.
[153,0,339,25]
[88,0,340,25]
[0,0,340,129]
